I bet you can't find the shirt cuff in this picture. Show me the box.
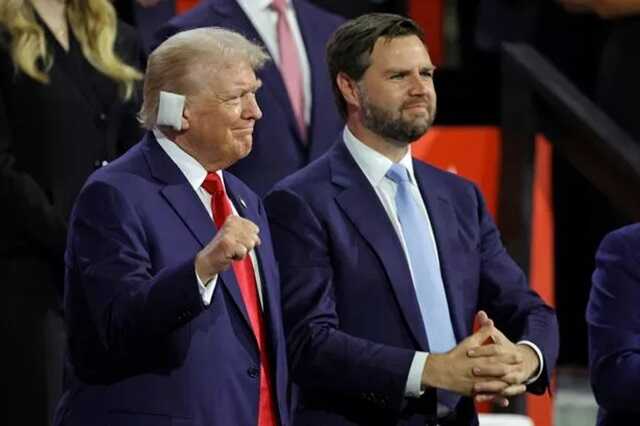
[517,340,544,385]
[196,270,218,306]
[405,351,429,398]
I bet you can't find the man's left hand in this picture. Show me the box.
[466,312,540,405]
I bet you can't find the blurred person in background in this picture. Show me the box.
[0,0,143,424]
[112,0,177,54]
[587,224,640,426]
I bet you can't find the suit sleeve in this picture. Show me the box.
[0,81,67,259]
[265,188,415,411]
[473,184,559,394]
[587,226,640,411]
[67,179,205,358]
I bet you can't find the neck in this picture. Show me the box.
[170,133,230,172]
[31,0,68,10]
[30,0,68,27]
[346,116,408,163]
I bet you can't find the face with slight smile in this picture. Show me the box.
[356,35,436,144]
[181,60,263,171]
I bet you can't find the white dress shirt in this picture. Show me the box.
[342,126,544,397]
[236,0,312,124]
[154,129,264,307]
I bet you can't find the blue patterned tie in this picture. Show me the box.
[386,164,459,411]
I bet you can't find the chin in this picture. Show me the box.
[236,137,253,158]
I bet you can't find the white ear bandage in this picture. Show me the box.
[157,91,186,130]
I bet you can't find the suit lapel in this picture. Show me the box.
[142,134,255,331]
[143,133,214,248]
[330,143,429,351]
[413,163,467,341]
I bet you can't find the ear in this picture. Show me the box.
[336,72,362,110]
[180,106,191,131]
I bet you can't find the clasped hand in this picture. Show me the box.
[422,311,539,407]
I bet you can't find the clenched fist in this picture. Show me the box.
[195,216,261,283]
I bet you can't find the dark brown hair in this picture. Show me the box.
[326,13,425,119]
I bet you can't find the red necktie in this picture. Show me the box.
[270,0,306,141]
[176,0,199,15]
[201,172,278,426]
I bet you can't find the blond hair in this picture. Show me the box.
[139,27,269,129]
[0,0,142,100]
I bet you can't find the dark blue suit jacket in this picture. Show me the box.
[54,133,290,426]
[154,0,344,196]
[135,0,176,53]
[588,223,640,426]
[264,141,559,425]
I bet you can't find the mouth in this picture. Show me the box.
[403,103,429,111]
[233,127,254,135]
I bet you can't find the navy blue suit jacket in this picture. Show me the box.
[264,141,559,425]
[154,0,344,196]
[55,133,290,426]
[588,223,640,426]
[135,0,175,53]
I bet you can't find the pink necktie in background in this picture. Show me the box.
[271,0,306,141]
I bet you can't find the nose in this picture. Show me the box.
[242,94,262,120]
[408,73,430,97]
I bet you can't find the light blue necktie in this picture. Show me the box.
[385,164,456,354]
[387,164,460,412]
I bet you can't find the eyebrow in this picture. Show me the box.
[219,79,263,99]
[384,66,436,75]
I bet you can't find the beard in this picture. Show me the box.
[358,86,435,144]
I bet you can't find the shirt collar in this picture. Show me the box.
[342,126,416,188]
[153,128,223,191]
[236,0,289,12]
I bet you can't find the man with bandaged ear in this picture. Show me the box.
[54,27,290,426]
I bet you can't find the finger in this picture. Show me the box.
[469,348,523,367]
[501,371,525,385]
[493,396,510,407]
[468,344,501,358]
[473,380,509,394]
[475,310,493,328]
[236,217,259,233]
[487,326,511,345]
[466,325,497,347]
[473,365,512,378]
[474,394,495,403]
[500,384,527,397]
[473,394,509,407]
[230,245,248,260]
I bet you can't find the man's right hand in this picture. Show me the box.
[195,216,261,283]
[421,325,497,396]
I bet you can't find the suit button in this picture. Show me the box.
[247,367,259,378]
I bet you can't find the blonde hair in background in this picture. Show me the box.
[140,27,270,129]
[0,0,142,100]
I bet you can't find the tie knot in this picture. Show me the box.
[386,164,410,184]
[270,0,287,14]
[201,172,225,196]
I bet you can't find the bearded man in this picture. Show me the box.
[264,13,558,426]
